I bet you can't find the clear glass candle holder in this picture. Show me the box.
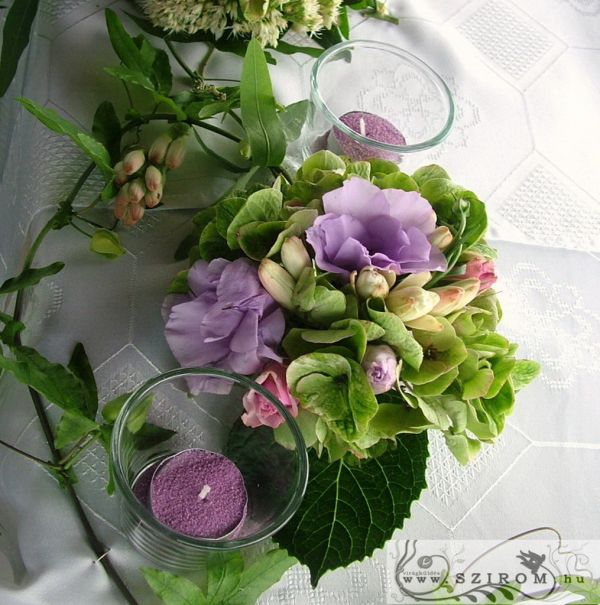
[300,40,454,169]
[110,368,308,569]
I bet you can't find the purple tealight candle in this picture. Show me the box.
[132,460,161,509]
[149,449,247,539]
[332,111,406,162]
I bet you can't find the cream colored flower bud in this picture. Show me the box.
[113,161,128,186]
[148,133,172,164]
[396,272,432,290]
[281,236,311,279]
[129,204,145,223]
[258,259,295,310]
[165,136,188,169]
[428,226,453,251]
[144,187,162,209]
[128,178,146,203]
[144,165,163,192]
[355,267,390,299]
[430,278,480,315]
[123,149,145,175]
[387,285,440,321]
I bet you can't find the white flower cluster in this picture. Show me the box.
[139,0,345,47]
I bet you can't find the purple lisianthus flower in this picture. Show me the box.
[164,258,285,395]
[306,178,447,278]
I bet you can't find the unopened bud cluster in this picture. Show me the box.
[113,125,190,226]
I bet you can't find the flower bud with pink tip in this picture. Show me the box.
[144,165,163,192]
[123,149,145,175]
[165,136,188,169]
[148,133,172,164]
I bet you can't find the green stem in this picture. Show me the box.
[165,39,196,80]
[70,222,93,238]
[62,433,100,470]
[198,43,215,76]
[121,81,134,108]
[0,438,59,469]
[193,129,246,173]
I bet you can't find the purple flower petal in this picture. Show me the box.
[323,178,389,220]
[382,189,437,234]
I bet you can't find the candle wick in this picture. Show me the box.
[359,117,366,137]
[198,484,211,501]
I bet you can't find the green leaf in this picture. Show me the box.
[206,553,244,604]
[307,286,347,325]
[287,353,378,453]
[104,66,185,119]
[240,38,286,167]
[0,0,39,97]
[511,359,540,391]
[238,220,286,260]
[273,41,323,59]
[366,299,423,370]
[152,48,172,95]
[141,567,208,605]
[101,392,154,434]
[0,345,89,415]
[0,262,64,295]
[92,101,121,163]
[275,433,429,585]
[199,221,237,261]
[226,188,282,249]
[132,423,176,450]
[105,8,152,75]
[374,171,419,192]
[228,549,296,605]
[54,412,99,449]
[17,98,113,178]
[68,343,98,419]
[444,432,481,465]
[90,229,126,259]
[278,100,309,142]
[411,164,450,187]
[299,150,346,182]
[101,393,129,424]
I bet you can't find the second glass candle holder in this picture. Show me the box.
[110,368,308,569]
[301,40,455,169]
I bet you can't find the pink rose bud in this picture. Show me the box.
[450,255,497,293]
[361,344,398,395]
[128,178,146,203]
[241,363,298,429]
[123,149,145,175]
[148,133,172,164]
[165,136,188,169]
[144,165,163,192]
[113,161,128,186]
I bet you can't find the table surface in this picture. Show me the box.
[0,1,599,603]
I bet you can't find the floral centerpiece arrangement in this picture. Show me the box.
[162,149,540,582]
[0,3,541,604]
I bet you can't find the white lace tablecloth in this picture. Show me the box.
[0,1,598,603]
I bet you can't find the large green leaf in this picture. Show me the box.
[105,8,152,75]
[511,359,541,391]
[0,0,40,97]
[0,262,64,295]
[67,342,98,419]
[0,345,89,416]
[17,98,113,178]
[275,433,429,585]
[240,38,286,167]
[92,101,121,163]
[54,412,99,449]
[141,568,208,605]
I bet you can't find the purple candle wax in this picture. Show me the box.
[333,111,406,162]
[132,461,161,508]
[150,449,247,539]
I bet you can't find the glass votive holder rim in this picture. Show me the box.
[110,366,309,552]
[310,39,455,154]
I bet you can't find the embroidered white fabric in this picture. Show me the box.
[0,0,598,603]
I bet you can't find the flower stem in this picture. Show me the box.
[0,438,58,469]
[59,432,99,469]
[198,43,215,76]
[165,39,196,80]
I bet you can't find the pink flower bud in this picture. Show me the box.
[148,133,172,164]
[144,188,162,209]
[123,149,145,175]
[144,165,163,192]
[165,136,187,169]
[449,256,497,293]
[241,363,298,429]
[129,204,145,223]
[128,178,146,203]
[113,161,128,186]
